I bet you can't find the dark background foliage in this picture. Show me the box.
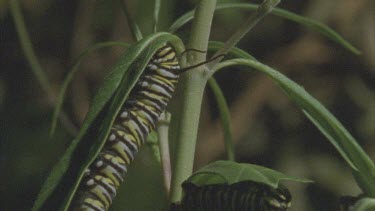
[0,0,373,210]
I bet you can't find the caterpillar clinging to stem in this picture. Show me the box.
[70,44,223,211]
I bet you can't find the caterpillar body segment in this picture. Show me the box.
[171,181,292,211]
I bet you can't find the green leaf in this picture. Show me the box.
[32,32,184,211]
[147,130,159,144]
[187,160,312,188]
[207,78,235,161]
[146,131,161,163]
[170,3,360,54]
[50,41,130,137]
[212,58,375,196]
[353,198,375,211]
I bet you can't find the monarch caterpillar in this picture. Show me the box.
[70,44,181,211]
[171,181,292,211]
[69,44,223,211]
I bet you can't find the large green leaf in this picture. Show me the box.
[186,160,311,188]
[170,3,360,54]
[212,58,375,196]
[32,32,184,211]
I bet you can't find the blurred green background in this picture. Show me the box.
[0,0,374,210]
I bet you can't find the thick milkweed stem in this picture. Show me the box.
[169,0,217,203]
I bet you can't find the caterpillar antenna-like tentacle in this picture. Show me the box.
[180,54,226,73]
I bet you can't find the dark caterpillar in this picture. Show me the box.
[171,181,292,211]
[70,44,181,211]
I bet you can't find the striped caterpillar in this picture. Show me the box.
[172,181,292,211]
[70,44,180,211]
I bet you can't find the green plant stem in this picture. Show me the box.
[157,112,172,197]
[208,0,280,73]
[169,0,217,203]
[9,0,78,135]
[169,74,207,203]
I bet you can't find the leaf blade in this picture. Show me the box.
[187,160,312,188]
[50,41,130,137]
[212,58,375,196]
[170,3,360,54]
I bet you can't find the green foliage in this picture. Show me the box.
[169,3,360,54]
[147,131,162,163]
[50,41,130,137]
[32,33,184,211]
[212,58,375,196]
[9,0,373,210]
[186,160,312,188]
[9,0,53,98]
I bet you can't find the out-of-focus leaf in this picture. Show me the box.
[187,160,312,188]
[32,32,184,211]
[9,0,53,99]
[50,41,130,137]
[146,131,161,163]
[170,3,361,54]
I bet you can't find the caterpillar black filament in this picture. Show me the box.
[171,181,292,211]
[70,44,180,211]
